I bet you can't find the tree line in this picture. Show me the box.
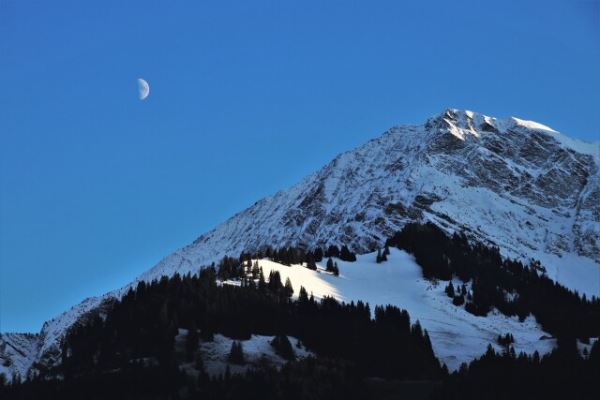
[432,336,600,399]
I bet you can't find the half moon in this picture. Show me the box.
[137,78,150,100]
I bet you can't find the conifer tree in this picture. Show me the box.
[271,334,295,361]
[314,247,323,262]
[299,286,309,303]
[452,294,465,306]
[340,245,357,261]
[325,245,340,258]
[326,257,335,272]
[268,271,282,292]
[228,341,245,365]
[532,350,540,364]
[485,343,496,358]
[306,252,317,270]
[258,268,267,292]
[251,261,260,279]
[383,244,390,256]
[284,277,294,298]
[185,322,199,361]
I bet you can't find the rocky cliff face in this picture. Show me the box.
[2,109,599,381]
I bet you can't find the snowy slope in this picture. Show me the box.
[174,331,312,377]
[0,333,40,381]
[1,109,598,380]
[254,248,555,371]
[0,295,115,380]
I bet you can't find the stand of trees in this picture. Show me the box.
[0,357,368,400]
[271,335,295,361]
[433,338,600,399]
[218,245,357,278]
[0,265,442,398]
[325,257,340,275]
[386,223,600,340]
[496,333,514,347]
[6,337,598,400]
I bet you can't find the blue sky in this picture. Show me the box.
[0,0,598,332]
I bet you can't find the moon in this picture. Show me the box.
[137,78,150,100]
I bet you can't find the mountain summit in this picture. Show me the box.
[2,109,599,380]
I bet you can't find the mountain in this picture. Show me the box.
[2,108,599,380]
[142,108,600,293]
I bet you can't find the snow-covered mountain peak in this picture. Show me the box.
[424,108,598,160]
[425,108,558,141]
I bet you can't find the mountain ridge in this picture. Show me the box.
[139,108,600,286]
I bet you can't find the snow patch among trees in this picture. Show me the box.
[255,248,555,371]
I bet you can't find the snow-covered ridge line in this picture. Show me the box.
[1,108,598,380]
[428,109,599,157]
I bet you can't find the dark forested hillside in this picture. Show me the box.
[0,264,442,399]
[432,337,600,400]
[2,223,599,399]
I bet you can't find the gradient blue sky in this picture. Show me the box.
[1,0,599,332]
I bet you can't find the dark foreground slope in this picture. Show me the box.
[1,268,442,399]
[2,224,599,399]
